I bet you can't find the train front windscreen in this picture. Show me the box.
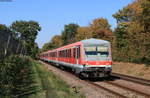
[84,45,109,61]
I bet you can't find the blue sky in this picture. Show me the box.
[0,0,133,48]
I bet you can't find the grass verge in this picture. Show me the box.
[30,61,85,98]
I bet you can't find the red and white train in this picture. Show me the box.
[39,38,112,78]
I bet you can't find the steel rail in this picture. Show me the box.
[112,72,150,86]
[87,81,127,98]
[104,81,150,98]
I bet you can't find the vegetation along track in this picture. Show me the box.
[111,72,150,86]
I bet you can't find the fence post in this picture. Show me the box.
[4,35,11,57]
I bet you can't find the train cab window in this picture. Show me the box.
[84,45,109,60]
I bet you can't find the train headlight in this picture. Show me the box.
[106,63,110,65]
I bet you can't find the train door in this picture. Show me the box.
[75,46,80,65]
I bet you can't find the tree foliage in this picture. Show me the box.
[61,23,79,45]
[11,21,41,42]
[41,35,63,52]
[10,20,41,58]
[75,27,92,41]
[113,0,150,64]
[90,18,112,40]
[0,24,23,60]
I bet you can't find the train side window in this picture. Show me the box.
[67,49,69,58]
[67,50,69,58]
[61,51,63,57]
[66,50,68,58]
[63,50,64,57]
[68,50,69,58]
[59,51,61,57]
[67,50,68,58]
[69,49,71,58]
[66,50,67,58]
[76,47,80,59]
[60,51,62,57]
[77,48,79,58]
[73,48,76,58]
[78,47,80,58]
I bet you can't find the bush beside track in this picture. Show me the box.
[0,55,85,98]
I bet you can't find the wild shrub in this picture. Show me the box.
[0,55,38,97]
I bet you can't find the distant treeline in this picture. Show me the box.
[42,0,150,65]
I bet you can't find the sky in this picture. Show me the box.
[0,0,133,48]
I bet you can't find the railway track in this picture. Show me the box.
[86,81,127,98]
[41,61,150,98]
[103,81,150,97]
[112,72,150,86]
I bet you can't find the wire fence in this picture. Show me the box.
[0,30,26,60]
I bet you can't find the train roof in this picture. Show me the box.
[81,38,110,45]
[42,38,110,53]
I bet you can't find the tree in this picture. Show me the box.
[11,20,41,42]
[51,35,63,48]
[10,20,41,57]
[139,0,150,32]
[75,27,92,41]
[41,35,63,52]
[61,23,79,45]
[113,0,150,64]
[26,42,39,58]
[90,18,112,40]
[0,24,12,59]
[41,42,53,52]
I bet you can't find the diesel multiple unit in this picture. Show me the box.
[39,38,112,78]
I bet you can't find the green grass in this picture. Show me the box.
[29,61,85,98]
[1,55,84,98]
